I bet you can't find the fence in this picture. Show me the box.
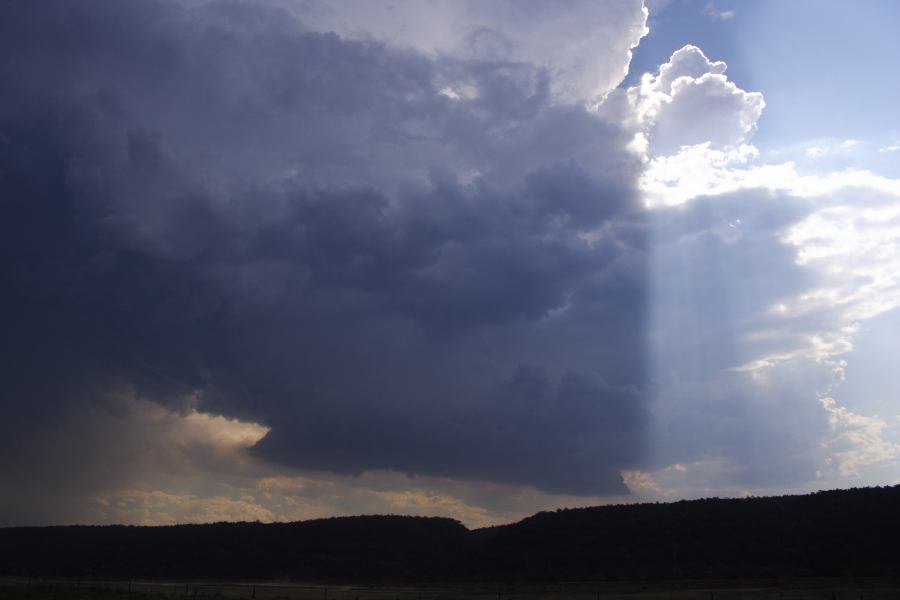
[1,577,897,600]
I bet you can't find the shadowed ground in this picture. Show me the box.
[4,579,900,600]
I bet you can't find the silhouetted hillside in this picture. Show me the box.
[474,486,900,579]
[2,487,898,581]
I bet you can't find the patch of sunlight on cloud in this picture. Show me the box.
[621,458,873,503]
[784,201,900,324]
[820,397,900,479]
[92,489,276,525]
[639,142,764,206]
[253,472,630,528]
[114,392,270,459]
[368,489,496,527]
[623,461,774,501]
[181,410,270,449]
[622,464,687,497]
[640,141,900,208]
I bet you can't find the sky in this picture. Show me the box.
[1,0,899,528]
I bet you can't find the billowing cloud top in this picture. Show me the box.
[296,0,648,101]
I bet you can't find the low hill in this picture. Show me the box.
[2,486,898,581]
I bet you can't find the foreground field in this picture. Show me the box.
[3,580,900,600]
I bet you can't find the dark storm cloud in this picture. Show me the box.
[0,0,652,500]
[255,366,645,496]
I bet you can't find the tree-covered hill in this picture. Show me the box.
[2,486,898,581]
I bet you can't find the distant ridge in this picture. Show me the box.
[2,486,899,581]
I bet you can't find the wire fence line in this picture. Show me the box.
[2,577,899,600]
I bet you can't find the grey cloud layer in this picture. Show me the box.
[3,1,863,525]
[0,0,651,511]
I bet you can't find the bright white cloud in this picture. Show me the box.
[819,397,900,478]
[619,45,764,156]
[294,0,648,102]
[804,139,858,159]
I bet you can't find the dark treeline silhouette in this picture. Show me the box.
[2,487,899,581]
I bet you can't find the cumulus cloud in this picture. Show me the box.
[615,44,765,157]
[0,0,655,525]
